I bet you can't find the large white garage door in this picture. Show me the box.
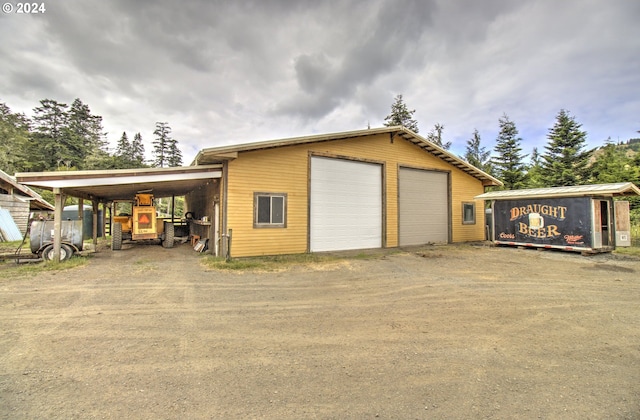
[399,168,448,246]
[310,156,382,252]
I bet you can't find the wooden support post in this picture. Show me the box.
[171,195,175,224]
[53,188,65,263]
[101,203,106,238]
[92,199,99,249]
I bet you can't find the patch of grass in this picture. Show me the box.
[0,239,28,254]
[201,253,342,272]
[1,255,88,278]
[613,246,640,258]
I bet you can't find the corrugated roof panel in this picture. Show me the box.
[0,208,23,241]
[475,182,640,200]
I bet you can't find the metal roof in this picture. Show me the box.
[0,208,23,241]
[475,182,640,200]
[195,126,503,187]
[15,165,223,202]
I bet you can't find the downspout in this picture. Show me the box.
[220,160,229,258]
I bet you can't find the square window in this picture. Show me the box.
[462,202,476,225]
[254,193,287,228]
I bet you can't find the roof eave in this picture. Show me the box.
[194,126,503,186]
[475,182,640,200]
[393,128,503,187]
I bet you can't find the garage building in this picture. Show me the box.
[193,126,501,257]
[17,126,501,259]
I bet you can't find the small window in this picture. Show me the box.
[254,193,287,228]
[462,202,476,225]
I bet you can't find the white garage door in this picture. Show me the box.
[399,168,448,246]
[310,156,382,252]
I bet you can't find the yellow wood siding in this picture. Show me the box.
[226,133,486,257]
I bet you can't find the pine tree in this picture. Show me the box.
[491,114,527,190]
[116,132,132,161]
[69,98,107,159]
[131,132,146,166]
[167,137,183,167]
[0,103,31,173]
[590,143,637,184]
[540,109,592,186]
[68,98,107,168]
[31,99,71,170]
[152,122,171,168]
[464,129,491,172]
[426,123,451,150]
[383,94,419,133]
[526,147,545,188]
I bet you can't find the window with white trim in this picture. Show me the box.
[462,202,476,225]
[254,193,287,228]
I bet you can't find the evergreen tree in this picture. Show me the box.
[383,94,419,133]
[152,122,172,168]
[526,147,545,188]
[463,129,491,172]
[491,114,527,189]
[68,98,108,169]
[131,132,146,166]
[0,102,31,174]
[167,137,183,167]
[31,99,71,170]
[116,131,132,160]
[426,123,451,150]
[589,143,637,184]
[540,109,592,186]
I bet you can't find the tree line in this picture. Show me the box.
[0,98,183,175]
[384,94,640,190]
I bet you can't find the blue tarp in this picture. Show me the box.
[0,208,23,241]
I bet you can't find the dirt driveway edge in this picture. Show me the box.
[1,243,639,419]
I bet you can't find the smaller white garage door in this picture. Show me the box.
[399,168,449,246]
[310,157,382,252]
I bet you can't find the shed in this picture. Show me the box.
[475,183,640,253]
[0,169,54,236]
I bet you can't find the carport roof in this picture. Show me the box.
[194,126,503,187]
[475,182,640,201]
[15,165,222,202]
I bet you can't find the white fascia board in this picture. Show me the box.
[25,170,222,189]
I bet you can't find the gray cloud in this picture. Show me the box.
[0,0,638,164]
[275,0,438,120]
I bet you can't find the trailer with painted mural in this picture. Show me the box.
[475,183,640,253]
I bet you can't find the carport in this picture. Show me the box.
[16,165,223,262]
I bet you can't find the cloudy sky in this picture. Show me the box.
[1,0,639,165]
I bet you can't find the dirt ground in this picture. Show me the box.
[0,242,639,419]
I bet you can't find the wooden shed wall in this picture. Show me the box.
[226,133,486,257]
[0,194,29,234]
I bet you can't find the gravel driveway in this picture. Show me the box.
[1,242,639,419]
